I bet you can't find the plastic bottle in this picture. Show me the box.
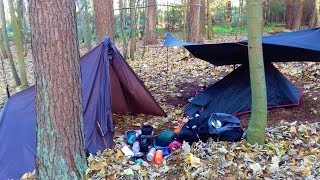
[146,148,156,161]
[154,150,164,165]
[132,141,140,153]
[174,122,185,135]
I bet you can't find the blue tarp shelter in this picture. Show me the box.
[164,29,320,116]
[0,37,166,179]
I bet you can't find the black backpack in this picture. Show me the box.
[176,113,243,144]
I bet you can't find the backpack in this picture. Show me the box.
[176,113,243,144]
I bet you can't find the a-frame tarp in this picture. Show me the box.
[0,37,166,179]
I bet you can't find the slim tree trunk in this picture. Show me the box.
[83,0,92,50]
[129,0,138,61]
[182,0,188,41]
[76,0,85,43]
[286,0,294,29]
[92,0,114,42]
[225,0,232,24]
[188,0,201,42]
[245,0,268,145]
[317,0,320,27]
[207,0,212,39]
[200,0,206,40]
[15,0,25,51]
[146,0,157,44]
[309,0,317,28]
[261,0,265,33]
[119,0,128,59]
[29,0,87,178]
[0,0,20,86]
[292,0,304,30]
[8,0,28,88]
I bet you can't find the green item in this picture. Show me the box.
[156,130,176,147]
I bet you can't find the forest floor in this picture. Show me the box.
[1,35,319,179]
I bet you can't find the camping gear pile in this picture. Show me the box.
[120,112,244,165]
[121,125,178,165]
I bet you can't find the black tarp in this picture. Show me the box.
[164,28,320,66]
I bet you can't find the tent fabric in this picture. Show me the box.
[0,37,166,179]
[184,63,301,117]
[164,28,320,66]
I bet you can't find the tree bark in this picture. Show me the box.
[92,0,114,42]
[8,0,28,88]
[200,0,206,40]
[119,0,128,58]
[245,0,268,145]
[317,0,320,27]
[83,0,92,50]
[129,0,138,61]
[286,0,295,29]
[0,0,20,86]
[206,0,212,39]
[309,0,317,28]
[225,0,232,24]
[146,0,157,45]
[292,0,304,30]
[29,0,87,178]
[188,0,201,42]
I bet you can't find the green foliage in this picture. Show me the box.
[211,25,247,35]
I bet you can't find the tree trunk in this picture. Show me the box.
[83,0,92,50]
[8,0,28,88]
[261,0,265,33]
[0,0,20,86]
[245,0,268,145]
[29,0,87,178]
[309,0,317,28]
[119,0,128,58]
[76,0,85,43]
[286,0,294,29]
[146,0,157,44]
[226,0,232,24]
[188,0,201,42]
[92,0,114,42]
[317,0,320,27]
[292,0,304,30]
[206,0,212,39]
[182,0,188,41]
[200,0,206,40]
[129,0,137,61]
[15,0,25,50]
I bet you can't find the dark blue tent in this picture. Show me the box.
[184,63,301,116]
[0,37,166,179]
[164,29,320,116]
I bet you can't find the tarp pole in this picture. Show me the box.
[0,57,10,98]
[97,121,107,148]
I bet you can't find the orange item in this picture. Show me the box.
[154,150,164,165]
[174,122,185,135]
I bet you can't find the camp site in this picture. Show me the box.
[0,0,319,179]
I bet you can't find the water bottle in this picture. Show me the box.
[132,141,140,153]
[146,148,156,161]
[154,150,164,165]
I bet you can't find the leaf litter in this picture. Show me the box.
[1,36,318,179]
